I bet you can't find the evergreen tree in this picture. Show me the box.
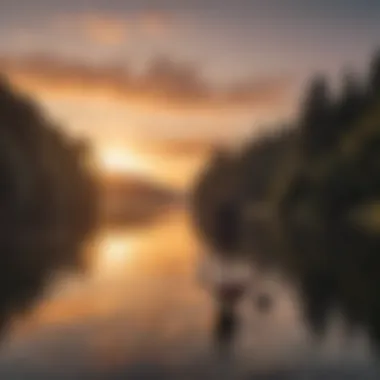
[0,76,99,333]
[335,70,365,135]
[368,49,380,101]
[300,75,334,155]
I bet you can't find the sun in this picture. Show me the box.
[97,147,148,175]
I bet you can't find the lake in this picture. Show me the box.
[0,207,371,378]
[0,207,216,377]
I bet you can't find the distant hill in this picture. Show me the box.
[100,173,183,227]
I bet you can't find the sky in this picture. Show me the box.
[1,0,380,187]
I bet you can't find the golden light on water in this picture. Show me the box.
[93,230,141,276]
[8,209,215,364]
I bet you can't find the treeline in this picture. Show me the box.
[0,78,99,332]
[192,49,380,350]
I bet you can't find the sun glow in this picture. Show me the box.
[97,147,149,175]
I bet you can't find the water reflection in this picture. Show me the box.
[2,206,348,377]
[92,229,142,277]
[1,207,215,374]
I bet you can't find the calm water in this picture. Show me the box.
[0,207,371,378]
[0,207,216,375]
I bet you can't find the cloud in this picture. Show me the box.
[138,11,173,37]
[53,10,172,46]
[56,13,129,46]
[80,15,129,46]
[0,54,293,114]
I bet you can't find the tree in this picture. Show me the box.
[0,76,99,333]
[191,149,242,254]
[299,75,334,155]
[335,70,365,136]
[192,48,380,353]
[368,49,380,101]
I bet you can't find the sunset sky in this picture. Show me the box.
[1,0,380,188]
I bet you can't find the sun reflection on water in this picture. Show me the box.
[92,229,142,277]
[6,208,215,369]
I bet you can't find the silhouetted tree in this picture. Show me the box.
[0,76,99,333]
[300,75,334,155]
[335,70,365,136]
[278,55,380,346]
[237,127,299,268]
[192,149,242,255]
[192,48,380,354]
[368,49,380,101]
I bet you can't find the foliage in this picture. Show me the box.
[0,78,99,332]
[192,48,380,350]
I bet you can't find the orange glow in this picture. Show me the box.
[93,230,141,276]
[1,61,290,116]
[55,12,129,46]
[80,14,129,45]
[97,148,149,175]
